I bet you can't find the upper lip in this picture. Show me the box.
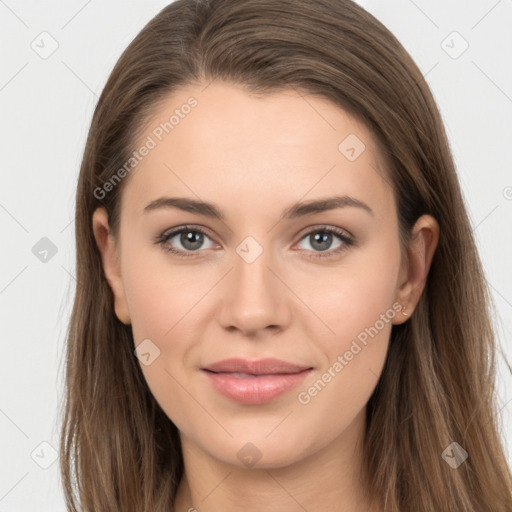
[202,358,312,375]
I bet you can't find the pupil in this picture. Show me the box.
[182,231,203,250]
[311,232,331,251]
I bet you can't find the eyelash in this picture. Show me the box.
[154,224,354,260]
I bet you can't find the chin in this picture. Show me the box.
[200,428,318,470]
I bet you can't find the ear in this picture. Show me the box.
[393,214,439,325]
[92,207,131,325]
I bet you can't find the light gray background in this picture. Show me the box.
[1,1,511,510]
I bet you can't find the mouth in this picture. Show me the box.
[201,358,313,404]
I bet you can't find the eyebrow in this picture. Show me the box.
[143,195,374,220]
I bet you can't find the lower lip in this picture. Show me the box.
[202,369,312,405]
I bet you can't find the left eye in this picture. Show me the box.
[155,225,353,258]
[296,228,352,256]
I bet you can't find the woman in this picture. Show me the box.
[59,0,512,510]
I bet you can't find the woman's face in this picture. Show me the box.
[94,81,420,469]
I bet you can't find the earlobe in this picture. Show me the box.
[393,214,439,324]
[92,207,131,325]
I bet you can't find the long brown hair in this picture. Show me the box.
[59,0,512,510]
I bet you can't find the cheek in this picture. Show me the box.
[121,253,215,429]
[123,247,208,342]
[302,231,402,345]
[294,326,389,454]
[292,235,400,423]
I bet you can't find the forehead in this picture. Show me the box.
[120,80,393,220]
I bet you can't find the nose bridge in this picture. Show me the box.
[233,234,279,304]
[218,234,289,334]
[235,239,272,292]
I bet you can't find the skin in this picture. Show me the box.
[93,81,439,511]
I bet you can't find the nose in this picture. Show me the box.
[217,242,291,338]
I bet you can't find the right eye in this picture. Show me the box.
[155,225,218,258]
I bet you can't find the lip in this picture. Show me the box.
[201,358,313,405]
